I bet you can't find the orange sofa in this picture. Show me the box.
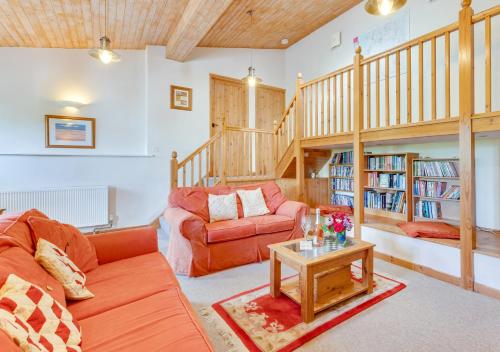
[164,181,308,277]
[0,210,213,351]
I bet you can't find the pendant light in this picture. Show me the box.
[89,0,120,64]
[243,10,262,87]
[365,0,407,16]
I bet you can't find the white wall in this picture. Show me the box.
[0,48,147,155]
[0,46,286,227]
[146,46,285,161]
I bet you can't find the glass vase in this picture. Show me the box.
[336,230,347,245]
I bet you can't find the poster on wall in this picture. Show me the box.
[170,85,192,111]
[353,9,410,57]
[45,115,95,149]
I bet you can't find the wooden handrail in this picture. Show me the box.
[274,96,296,134]
[361,22,459,65]
[472,4,500,23]
[300,65,353,87]
[177,132,221,168]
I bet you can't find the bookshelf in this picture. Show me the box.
[328,151,354,207]
[363,153,418,221]
[412,158,460,225]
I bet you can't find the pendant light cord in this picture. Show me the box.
[248,10,254,67]
[104,0,107,37]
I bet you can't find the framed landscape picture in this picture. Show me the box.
[45,115,96,149]
[170,85,192,111]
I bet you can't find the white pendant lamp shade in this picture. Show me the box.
[89,0,120,64]
[242,10,262,86]
[245,66,262,87]
[89,36,120,64]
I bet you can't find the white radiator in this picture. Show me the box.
[0,186,109,228]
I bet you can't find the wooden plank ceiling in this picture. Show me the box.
[0,0,361,60]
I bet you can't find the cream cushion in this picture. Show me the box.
[0,274,82,352]
[208,193,238,223]
[35,239,94,301]
[236,188,270,218]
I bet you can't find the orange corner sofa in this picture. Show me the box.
[164,181,309,277]
[0,210,213,351]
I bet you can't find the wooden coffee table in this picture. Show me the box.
[268,238,374,323]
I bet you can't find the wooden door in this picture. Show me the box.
[210,74,249,177]
[255,84,285,130]
[210,74,248,134]
[255,84,286,175]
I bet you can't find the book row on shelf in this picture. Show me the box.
[413,160,459,177]
[331,179,354,192]
[415,200,443,219]
[367,173,406,189]
[364,190,406,214]
[367,155,406,171]
[331,194,354,207]
[331,151,353,164]
[330,165,354,177]
[413,181,461,199]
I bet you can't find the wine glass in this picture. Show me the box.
[301,215,312,240]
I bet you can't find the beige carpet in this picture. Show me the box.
[158,229,500,352]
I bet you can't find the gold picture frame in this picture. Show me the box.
[170,85,192,111]
[45,115,96,149]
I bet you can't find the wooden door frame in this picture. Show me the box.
[209,73,249,136]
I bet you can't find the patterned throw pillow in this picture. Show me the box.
[35,239,94,301]
[236,188,270,218]
[208,193,238,223]
[0,274,81,352]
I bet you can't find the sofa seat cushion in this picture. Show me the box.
[246,215,295,234]
[206,219,256,243]
[79,289,213,352]
[67,253,177,320]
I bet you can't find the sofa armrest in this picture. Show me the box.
[276,200,309,219]
[163,207,207,244]
[87,226,158,265]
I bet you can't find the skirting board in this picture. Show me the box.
[374,251,461,287]
[375,251,500,300]
[474,283,500,300]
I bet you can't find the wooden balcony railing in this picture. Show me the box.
[301,65,355,139]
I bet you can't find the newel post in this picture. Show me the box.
[458,0,476,290]
[294,73,305,201]
[353,46,364,240]
[273,120,278,175]
[220,118,227,185]
[170,151,179,190]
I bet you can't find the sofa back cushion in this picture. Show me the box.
[230,181,287,217]
[168,185,230,223]
[0,246,66,307]
[27,217,98,273]
[0,209,49,254]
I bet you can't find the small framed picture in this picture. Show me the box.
[170,85,192,111]
[45,115,96,149]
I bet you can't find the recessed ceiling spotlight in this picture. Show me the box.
[281,38,289,45]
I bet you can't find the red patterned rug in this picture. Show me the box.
[199,265,406,352]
